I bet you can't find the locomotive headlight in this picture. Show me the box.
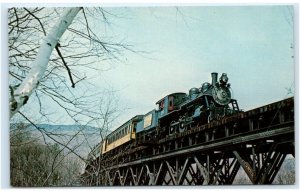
[219,73,228,85]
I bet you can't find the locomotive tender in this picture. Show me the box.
[99,72,239,156]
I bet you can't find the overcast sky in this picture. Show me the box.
[87,6,294,127]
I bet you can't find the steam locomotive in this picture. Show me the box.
[97,72,240,156]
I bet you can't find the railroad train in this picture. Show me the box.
[95,72,240,156]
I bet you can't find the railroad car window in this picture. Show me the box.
[169,96,174,111]
[159,101,164,110]
[169,96,173,106]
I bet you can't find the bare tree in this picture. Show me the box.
[9,7,132,123]
[8,7,132,186]
[10,121,92,186]
[10,123,62,186]
[10,89,121,186]
[9,7,81,118]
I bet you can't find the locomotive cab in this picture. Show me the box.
[156,93,187,118]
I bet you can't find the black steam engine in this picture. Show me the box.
[155,72,239,139]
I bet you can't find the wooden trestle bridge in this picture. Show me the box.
[82,97,295,185]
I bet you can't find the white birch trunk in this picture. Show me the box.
[10,7,81,118]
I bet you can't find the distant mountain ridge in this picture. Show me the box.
[11,123,99,132]
[11,123,106,158]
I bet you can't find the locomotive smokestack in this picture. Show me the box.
[211,72,218,86]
